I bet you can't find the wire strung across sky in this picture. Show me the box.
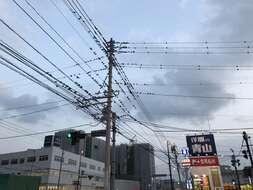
[0,122,100,140]
[119,62,253,71]
[63,0,168,153]
[135,91,253,100]
[116,40,253,54]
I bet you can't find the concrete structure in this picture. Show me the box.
[115,143,156,190]
[0,146,104,190]
[47,130,106,162]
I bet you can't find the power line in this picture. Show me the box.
[0,19,99,101]
[53,0,136,117]
[136,91,253,100]
[0,103,70,121]
[0,100,64,112]
[0,122,99,140]
[117,127,169,166]
[0,56,100,120]
[116,81,253,87]
[119,63,253,71]
[116,41,253,45]
[11,0,104,89]
[118,50,253,55]
[24,0,106,84]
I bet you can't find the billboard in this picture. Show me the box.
[186,134,217,156]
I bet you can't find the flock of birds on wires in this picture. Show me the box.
[0,0,252,166]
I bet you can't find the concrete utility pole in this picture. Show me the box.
[167,141,175,190]
[77,150,83,190]
[231,148,241,190]
[171,145,182,186]
[57,149,64,190]
[104,38,114,190]
[243,131,253,168]
[111,112,117,190]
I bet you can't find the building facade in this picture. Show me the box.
[115,143,156,190]
[47,130,106,162]
[0,146,104,190]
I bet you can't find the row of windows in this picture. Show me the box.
[1,155,48,166]
[1,154,104,172]
[53,156,103,171]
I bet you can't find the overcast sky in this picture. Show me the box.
[0,0,253,176]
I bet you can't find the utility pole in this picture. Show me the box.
[77,150,83,190]
[171,145,182,186]
[104,38,114,190]
[231,148,241,190]
[30,149,36,176]
[57,148,64,190]
[111,112,117,190]
[243,131,253,168]
[167,141,175,190]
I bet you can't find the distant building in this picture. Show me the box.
[220,165,252,185]
[115,143,156,190]
[0,146,104,190]
[44,129,106,162]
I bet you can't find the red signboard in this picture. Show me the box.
[189,156,219,167]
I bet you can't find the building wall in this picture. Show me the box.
[116,144,128,177]
[90,137,106,162]
[0,146,104,189]
[54,130,106,162]
[133,144,156,190]
[115,143,156,190]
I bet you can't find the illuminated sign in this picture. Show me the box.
[190,156,219,167]
[186,134,217,156]
[181,158,191,167]
[181,147,189,156]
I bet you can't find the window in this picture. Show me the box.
[39,155,48,161]
[68,159,77,166]
[80,162,87,168]
[54,155,63,162]
[11,159,18,165]
[89,164,96,170]
[81,170,85,176]
[97,166,101,171]
[27,156,36,162]
[19,158,25,164]
[94,145,98,149]
[1,160,9,165]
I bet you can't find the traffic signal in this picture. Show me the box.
[231,159,236,167]
[237,159,241,166]
[66,131,80,145]
[242,150,248,159]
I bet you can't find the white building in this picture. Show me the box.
[0,146,104,190]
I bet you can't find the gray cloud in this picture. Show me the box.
[136,69,234,122]
[133,0,253,122]
[0,86,59,124]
